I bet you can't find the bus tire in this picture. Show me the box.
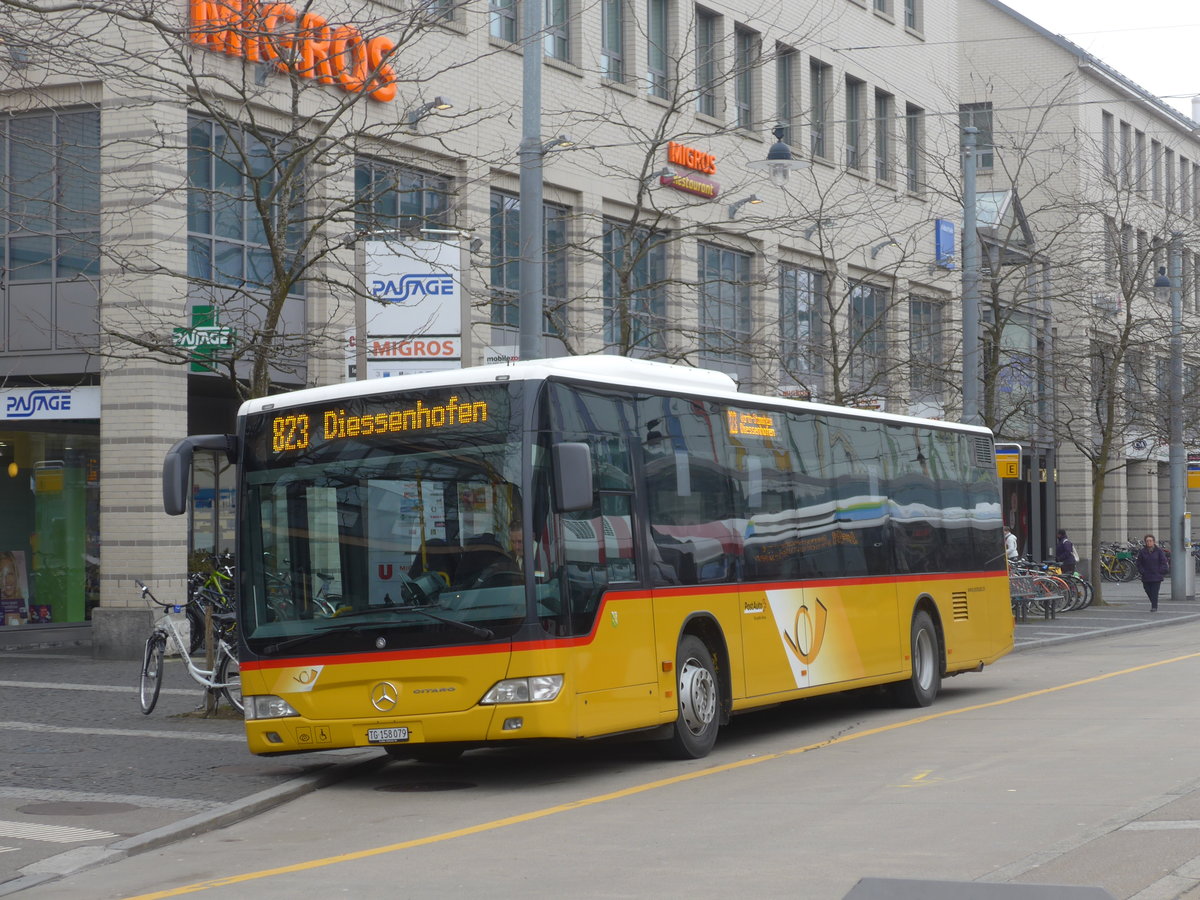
[665,635,720,759]
[892,610,941,708]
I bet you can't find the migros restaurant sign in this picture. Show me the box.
[189,0,399,102]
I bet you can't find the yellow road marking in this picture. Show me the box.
[125,650,1200,899]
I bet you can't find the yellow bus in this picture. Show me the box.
[164,356,1013,760]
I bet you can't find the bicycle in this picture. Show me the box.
[136,579,242,715]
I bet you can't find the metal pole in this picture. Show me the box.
[962,126,981,426]
[517,0,545,361]
[1168,233,1189,600]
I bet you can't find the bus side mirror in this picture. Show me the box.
[163,434,238,516]
[552,442,593,512]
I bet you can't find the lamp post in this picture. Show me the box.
[517,0,545,362]
[1154,238,1189,602]
[961,126,982,426]
[746,125,810,186]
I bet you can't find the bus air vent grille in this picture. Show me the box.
[952,591,969,621]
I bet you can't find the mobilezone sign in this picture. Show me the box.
[349,241,462,377]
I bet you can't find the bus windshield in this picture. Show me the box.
[238,383,527,656]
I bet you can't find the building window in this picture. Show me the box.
[696,7,720,117]
[354,160,450,236]
[489,190,568,333]
[873,0,891,13]
[603,221,667,353]
[1152,139,1162,202]
[1135,130,1146,196]
[646,0,669,98]
[845,76,865,170]
[733,27,759,130]
[698,242,752,381]
[1119,121,1131,187]
[904,103,924,194]
[419,0,457,21]
[874,90,893,182]
[1104,216,1118,282]
[909,297,942,400]
[1166,148,1176,211]
[1182,156,1192,217]
[958,102,993,170]
[188,117,303,293]
[2,109,101,286]
[776,44,798,145]
[810,59,831,159]
[780,264,823,383]
[903,0,920,30]
[1102,111,1114,177]
[489,0,517,41]
[849,282,888,387]
[600,0,624,82]
[545,0,570,61]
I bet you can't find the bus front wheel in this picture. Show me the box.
[892,610,941,707]
[665,635,720,759]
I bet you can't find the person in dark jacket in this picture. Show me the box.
[1135,533,1170,611]
[1055,529,1076,575]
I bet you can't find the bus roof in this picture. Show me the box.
[240,356,993,436]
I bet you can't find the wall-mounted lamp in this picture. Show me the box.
[646,167,672,184]
[540,134,575,153]
[746,124,810,187]
[870,238,899,259]
[255,60,273,86]
[728,194,763,220]
[803,219,836,241]
[470,238,484,254]
[406,96,454,127]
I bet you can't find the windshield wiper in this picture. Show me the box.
[261,605,494,655]
[331,604,495,640]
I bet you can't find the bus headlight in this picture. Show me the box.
[244,695,300,720]
[480,675,564,704]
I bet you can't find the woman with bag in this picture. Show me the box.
[1135,534,1170,611]
[1055,529,1077,575]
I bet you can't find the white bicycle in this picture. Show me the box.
[136,579,242,715]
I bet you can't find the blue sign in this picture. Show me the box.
[935,219,956,269]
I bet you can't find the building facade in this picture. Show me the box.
[0,0,1190,652]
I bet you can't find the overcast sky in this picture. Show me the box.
[997,1,1200,117]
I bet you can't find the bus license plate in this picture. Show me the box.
[367,727,409,743]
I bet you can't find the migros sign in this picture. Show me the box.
[666,141,717,175]
[189,0,399,102]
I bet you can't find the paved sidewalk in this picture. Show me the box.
[1,577,1195,895]
[1014,577,1200,651]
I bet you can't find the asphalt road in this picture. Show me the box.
[1,579,1198,898]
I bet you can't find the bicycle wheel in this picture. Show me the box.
[217,649,243,713]
[139,634,166,715]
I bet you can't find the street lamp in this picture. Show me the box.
[727,194,763,220]
[1154,247,1191,601]
[746,125,810,187]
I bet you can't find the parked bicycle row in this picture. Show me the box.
[1009,557,1094,618]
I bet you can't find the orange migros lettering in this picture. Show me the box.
[667,141,717,175]
[189,0,397,103]
[784,597,828,665]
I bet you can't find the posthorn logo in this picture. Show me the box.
[5,390,72,419]
[370,273,455,304]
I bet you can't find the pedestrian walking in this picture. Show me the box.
[1135,533,1170,611]
[1055,529,1077,575]
[1003,525,1019,563]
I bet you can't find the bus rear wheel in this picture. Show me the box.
[892,610,941,707]
[665,635,720,759]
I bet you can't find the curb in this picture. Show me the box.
[0,749,389,896]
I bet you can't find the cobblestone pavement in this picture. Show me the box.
[1,576,1196,894]
[1014,578,1200,651]
[0,645,380,894]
